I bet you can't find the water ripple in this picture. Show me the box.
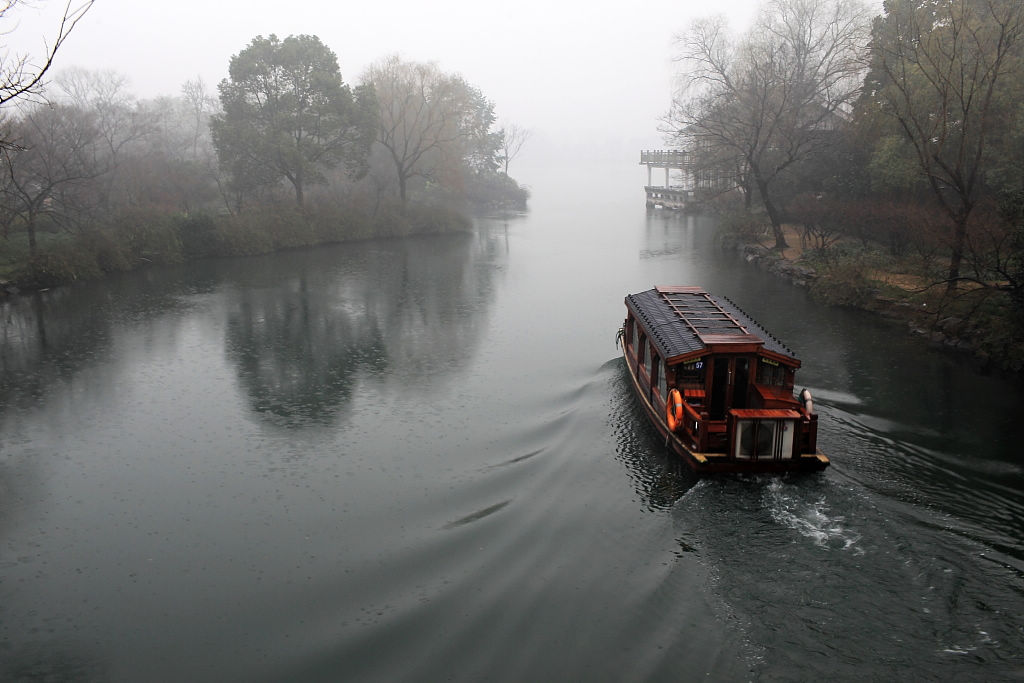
[442,500,512,530]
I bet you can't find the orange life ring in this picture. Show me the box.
[666,388,684,431]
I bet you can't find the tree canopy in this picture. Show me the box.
[210,34,376,208]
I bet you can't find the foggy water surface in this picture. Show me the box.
[1,162,1022,681]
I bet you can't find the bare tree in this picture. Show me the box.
[54,66,125,108]
[667,0,870,249]
[498,123,530,176]
[867,0,1024,292]
[362,55,468,203]
[0,103,104,254]
[0,1,94,125]
[55,68,158,210]
[181,76,216,159]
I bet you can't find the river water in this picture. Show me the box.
[1,162,1023,681]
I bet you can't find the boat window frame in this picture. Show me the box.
[676,357,706,392]
[643,339,654,381]
[756,357,787,387]
[655,354,668,401]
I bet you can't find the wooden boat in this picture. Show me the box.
[620,286,828,473]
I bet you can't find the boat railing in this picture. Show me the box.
[680,400,705,450]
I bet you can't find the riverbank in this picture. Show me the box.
[727,224,1024,374]
[0,197,499,296]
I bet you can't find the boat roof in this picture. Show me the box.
[625,286,798,364]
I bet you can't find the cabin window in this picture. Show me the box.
[638,333,647,366]
[656,356,668,400]
[677,358,705,388]
[757,358,786,387]
[644,342,654,380]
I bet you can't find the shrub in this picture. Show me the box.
[23,243,103,287]
[811,259,877,306]
[463,172,530,210]
[720,210,769,244]
[308,199,376,242]
[407,203,472,234]
[265,205,318,249]
[81,229,133,273]
[371,200,413,238]
[107,209,184,265]
[176,213,221,257]
[214,213,274,256]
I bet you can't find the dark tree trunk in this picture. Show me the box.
[752,168,788,249]
[27,214,37,257]
[293,166,304,207]
[946,212,969,293]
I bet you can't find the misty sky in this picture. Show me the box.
[7,0,770,162]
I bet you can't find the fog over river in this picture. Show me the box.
[1,162,1022,681]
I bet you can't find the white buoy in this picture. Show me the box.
[800,388,813,414]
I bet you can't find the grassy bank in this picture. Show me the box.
[722,218,1024,373]
[0,198,472,292]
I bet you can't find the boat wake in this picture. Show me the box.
[765,479,863,552]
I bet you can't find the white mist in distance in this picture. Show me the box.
[5,0,764,173]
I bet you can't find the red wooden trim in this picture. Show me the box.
[704,342,763,354]
[666,350,707,364]
[729,409,801,419]
[752,385,797,402]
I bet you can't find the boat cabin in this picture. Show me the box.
[622,286,826,471]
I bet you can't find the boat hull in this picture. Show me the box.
[623,354,829,474]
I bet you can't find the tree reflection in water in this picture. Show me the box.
[0,228,505,431]
[0,272,212,412]
[226,275,388,426]
[223,231,505,426]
